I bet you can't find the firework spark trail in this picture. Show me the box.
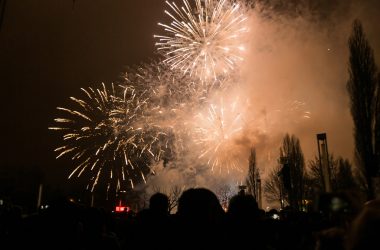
[192,96,248,174]
[121,62,237,160]
[49,83,168,192]
[120,63,253,177]
[46,0,321,200]
[50,0,252,192]
[155,0,249,81]
[121,62,200,161]
[123,62,198,113]
[263,100,311,131]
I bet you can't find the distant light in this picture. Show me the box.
[272,214,280,220]
[0,199,3,206]
[115,206,130,213]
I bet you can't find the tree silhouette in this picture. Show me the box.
[151,185,184,213]
[279,134,305,210]
[264,166,286,208]
[347,19,380,200]
[246,147,259,199]
[308,155,359,193]
[309,155,338,191]
[336,158,358,191]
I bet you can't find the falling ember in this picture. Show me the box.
[154,0,249,81]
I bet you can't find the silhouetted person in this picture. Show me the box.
[131,192,170,249]
[134,192,169,227]
[173,188,226,249]
[19,195,83,250]
[314,191,363,250]
[345,199,380,250]
[315,227,346,250]
[1,204,22,247]
[149,192,169,216]
[227,193,259,221]
[226,194,266,249]
[177,188,224,224]
[80,207,120,250]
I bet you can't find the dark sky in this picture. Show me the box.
[0,0,170,186]
[0,0,379,191]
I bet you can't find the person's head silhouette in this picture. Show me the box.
[227,194,259,221]
[177,187,224,224]
[149,192,169,215]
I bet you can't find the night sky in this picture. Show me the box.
[1,0,379,196]
[0,0,171,188]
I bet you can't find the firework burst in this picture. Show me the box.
[123,61,198,114]
[122,62,201,160]
[192,96,249,174]
[263,100,311,131]
[121,62,236,160]
[155,0,249,81]
[49,83,168,191]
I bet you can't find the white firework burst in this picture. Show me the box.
[49,83,168,192]
[192,96,248,174]
[155,0,249,81]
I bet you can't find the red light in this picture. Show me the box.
[115,206,129,212]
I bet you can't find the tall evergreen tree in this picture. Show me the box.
[279,134,305,210]
[246,147,258,199]
[336,158,358,191]
[347,19,380,200]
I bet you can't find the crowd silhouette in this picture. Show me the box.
[0,187,379,250]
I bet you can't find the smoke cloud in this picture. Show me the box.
[242,0,380,177]
[143,0,380,206]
